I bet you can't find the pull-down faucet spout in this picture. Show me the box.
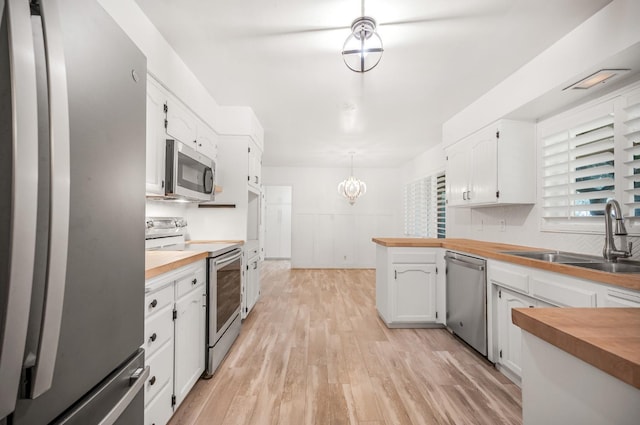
[603,199,632,262]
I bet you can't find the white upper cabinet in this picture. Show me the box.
[166,93,218,162]
[196,123,218,163]
[166,94,198,150]
[446,119,535,207]
[146,77,168,196]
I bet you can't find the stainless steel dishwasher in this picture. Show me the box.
[445,251,487,356]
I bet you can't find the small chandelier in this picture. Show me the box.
[342,16,383,72]
[338,154,367,205]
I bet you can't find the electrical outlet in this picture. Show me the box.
[500,219,506,232]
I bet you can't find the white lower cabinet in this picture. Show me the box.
[145,382,174,425]
[488,259,640,385]
[144,260,206,425]
[242,245,261,319]
[393,263,437,323]
[174,271,206,407]
[495,287,537,379]
[376,246,442,327]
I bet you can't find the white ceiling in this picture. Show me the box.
[134,0,612,168]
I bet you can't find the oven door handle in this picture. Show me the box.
[214,250,242,269]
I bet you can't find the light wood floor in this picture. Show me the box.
[168,261,522,425]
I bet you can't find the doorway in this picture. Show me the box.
[264,185,292,259]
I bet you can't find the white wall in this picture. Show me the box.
[262,167,403,268]
[443,0,640,146]
[399,144,447,184]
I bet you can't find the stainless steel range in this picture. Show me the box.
[145,217,243,378]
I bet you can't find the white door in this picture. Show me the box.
[470,126,498,204]
[264,186,292,259]
[166,95,197,149]
[174,280,205,408]
[496,287,535,377]
[145,78,167,195]
[445,147,470,207]
[392,263,437,323]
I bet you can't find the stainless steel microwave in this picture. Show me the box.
[165,140,215,201]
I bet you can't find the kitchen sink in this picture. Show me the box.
[563,261,640,274]
[501,250,601,263]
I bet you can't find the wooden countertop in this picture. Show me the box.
[512,308,640,390]
[145,240,244,280]
[145,250,209,280]
[372,238,640,291]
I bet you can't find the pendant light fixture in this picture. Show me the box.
[342,1,383,72]
[338,153,367,205]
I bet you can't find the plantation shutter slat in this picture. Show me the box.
[623,95,640,217]
[436,173,446,238]
[403,172,447,238]
[541,107,615,219]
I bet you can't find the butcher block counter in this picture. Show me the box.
[512,307,640,390]
[372,238,640,291]
[512,308,640,425]
[145,240,244,279]
[145,250,208,279]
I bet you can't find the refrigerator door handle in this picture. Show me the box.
[29,0,71,398]
[0,0,39,419]
[97,366,149,425]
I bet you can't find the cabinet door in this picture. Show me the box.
[146,79,167,195]
[196,122,218,161]
[247,258,260,315]
[248,142,262,189]
[469,128,498,204]
[174,282,205,408]
[496,287,535,377]
[392,263,437,323]
[166,96,198,149]
[446,148,470,207]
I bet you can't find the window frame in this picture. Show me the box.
[538,80,640,235]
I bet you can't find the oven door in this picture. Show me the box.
[165,139,214,201]
[208,249,242,345]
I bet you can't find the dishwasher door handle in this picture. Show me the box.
[445,256,485,271]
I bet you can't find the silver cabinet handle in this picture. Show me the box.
[97,366,149,425]
[466,190,471,200]
[29,0,71,399]
[0,0,39,417]
[462,191,467,201]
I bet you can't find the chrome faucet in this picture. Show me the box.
[603,199,632,262]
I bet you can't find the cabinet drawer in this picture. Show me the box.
[530,278,597,307]
[604,288,640,307]
[489,264,529,294]
[144,306,173,358]
[145,341,173,408]
[176,272,204,299]
[391,252,436,264]
[144,380,173,425]
[145,284,173,318]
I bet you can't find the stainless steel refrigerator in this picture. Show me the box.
[0,0,147,424]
